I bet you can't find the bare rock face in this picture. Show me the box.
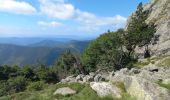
[132,0,170,57]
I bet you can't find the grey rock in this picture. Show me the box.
[89,72,96,78]
[76,74,85,82]
[129,68,141,75]
[83,75,93,82]
[110,68,130,82]
[53,87,76,96]
[94,74,105,82]
[143,64,159,72]
[124,76,170,100]
[90,82,121,98]
[61,76,76,83]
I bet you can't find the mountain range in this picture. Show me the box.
[0,38,90,66]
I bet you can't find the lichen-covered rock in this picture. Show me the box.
[53,87,76,96]
[90,82,121,98]
[124,76,170,100]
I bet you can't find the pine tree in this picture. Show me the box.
[125,2,156,58]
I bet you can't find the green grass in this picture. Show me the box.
[156,57,170,67]
[157,81,170,90]
[111,82,136,100]
[0,82,137,100]
[133,61,150,68]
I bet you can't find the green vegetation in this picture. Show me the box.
[0,64,58,97]
[81,29,135,72]
[27,81,46,91]
[112,82,136,100]
[157,80,170,90]
[156,57,170,67]
[81,3,156,72]
[54,50,86,79]
[0,82,136,100]
[124,2,156,58]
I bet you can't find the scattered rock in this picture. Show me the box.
[61,76,76,83]
[83,75,93,83]
[129,68,141,75]
[53,87,76,96]
[90,82,121,98]
[94,74,105,82]
[89,72,96,78]
[76,74,85,82]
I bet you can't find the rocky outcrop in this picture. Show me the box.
[60,65,170,99]
[130,0,170,57]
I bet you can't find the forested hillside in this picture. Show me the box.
[0,40,89,66]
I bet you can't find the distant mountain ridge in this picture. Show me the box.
[0,37,94,46]
[0,40,90,66]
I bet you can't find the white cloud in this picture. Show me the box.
[76,10,127,27]
[75,10,127,32]
[39,0,75,20]
[0,0,36,14]
[38,0,127,31]
[38,21,62,27]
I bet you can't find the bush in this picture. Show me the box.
[7,76,27,94]
[81,29,135,72]
[27,81,46,91]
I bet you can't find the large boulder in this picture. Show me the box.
[90,82,121,98]
[53,87,76,96]
[124,76,170,100]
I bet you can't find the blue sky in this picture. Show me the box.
[0,0,149,38]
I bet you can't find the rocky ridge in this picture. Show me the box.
[59,65,170,100]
